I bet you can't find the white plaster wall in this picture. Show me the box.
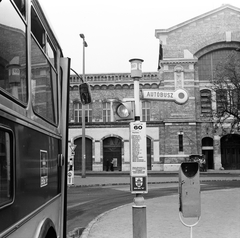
[69,125,160,171]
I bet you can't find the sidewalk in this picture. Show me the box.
[67,171,240,238]
[82,188,240,238]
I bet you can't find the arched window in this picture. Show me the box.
[198,49,235,81]
[202,137,213,146]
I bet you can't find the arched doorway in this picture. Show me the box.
[221,134,240,169]
[202,137,214,169]
[103,137,122,171]
[74,137,92,171]
[147,137,152,170]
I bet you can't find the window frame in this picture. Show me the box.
[31,36,58,125]
[178,134,183,152]
[103,101,111,122]
[216,89,227,114]
[0,0,28,105]
[73,101,81,123]
[200,89,212,115]
[142,101,150,121]
[73,101,92,123]
[0,126,15,209]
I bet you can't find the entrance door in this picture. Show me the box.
[221,134,240,169]
[202,150,214,169]
[103,137,122,171]
[202,137,214,169]
[74,137,92,171]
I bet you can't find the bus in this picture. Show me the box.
[0,0,70,237]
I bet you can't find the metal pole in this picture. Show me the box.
[129,58,147,238]
[80,34,87,178]
[133,194,147,238]
[134,78,140,121]
[82,104,86,178]
[133,76,147,238]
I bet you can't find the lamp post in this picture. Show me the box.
[80,33,88,178]
[129,59,147,238]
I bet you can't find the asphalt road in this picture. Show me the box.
[66,180,240,235]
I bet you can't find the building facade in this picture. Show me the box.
[68,4,240,172]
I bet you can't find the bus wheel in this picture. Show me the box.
[45,227,57,238]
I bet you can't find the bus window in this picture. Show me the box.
[31,37,57,124]
[46,37,57,69]
[0,0,27,103]
[31,7,45,49]
[0,129,13,208]
[13,0,26,17]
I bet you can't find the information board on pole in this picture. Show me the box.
[130,121,148,193]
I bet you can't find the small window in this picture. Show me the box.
[0,128,13,208]
[103,102,111,122]
[84,104,92,123]
[216,89,227,114]
[31,7,45,48]
[200,89,212,115]
[73,101,81,123]
[179,134,183,152]
[142,101,150,121]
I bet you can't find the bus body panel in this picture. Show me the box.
[1,197,61,238]
[0,1,70,237]
[0,114,61,234]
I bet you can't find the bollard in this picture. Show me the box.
[132,194,147,238]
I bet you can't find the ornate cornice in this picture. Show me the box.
[162,58,198,64]
[69,72,161,89]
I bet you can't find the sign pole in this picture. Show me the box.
[79,33,88,178]
[129,59,147,238]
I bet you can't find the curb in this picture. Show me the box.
[68,178,240,188]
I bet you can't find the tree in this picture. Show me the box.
[210,50,240,132]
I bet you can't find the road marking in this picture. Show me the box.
[67,200,95,209]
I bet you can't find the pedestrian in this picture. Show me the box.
[110,159,114,171]
[106,159,109,171]
[69,158,73,171]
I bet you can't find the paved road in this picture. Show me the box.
[67,174,240,237]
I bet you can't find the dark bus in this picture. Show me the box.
[0,0,70,237]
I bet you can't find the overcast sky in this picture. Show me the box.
[39,0,240,74]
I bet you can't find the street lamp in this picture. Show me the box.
[129,58,147,238]
[129,58,144,121]
[80,33,88,178]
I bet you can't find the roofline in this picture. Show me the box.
[155,4,240,38]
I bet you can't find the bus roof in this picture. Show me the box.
[32,0,64,57]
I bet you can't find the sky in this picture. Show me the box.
[39,0,240,75]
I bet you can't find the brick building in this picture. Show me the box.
[69,4,240,172]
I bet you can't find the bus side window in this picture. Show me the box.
[0,129,13,208]
[13,0,26,17]
[0,0,27,103]
[46,37,57,69]
[31,37,57,124]
[31,7,45,49]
